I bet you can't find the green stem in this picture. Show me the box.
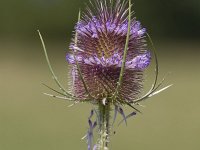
[98,102,111,150]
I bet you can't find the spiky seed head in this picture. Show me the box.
[66,0,151,103]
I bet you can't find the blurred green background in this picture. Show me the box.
[0,0,200,150]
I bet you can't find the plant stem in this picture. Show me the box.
[98,102,111,150]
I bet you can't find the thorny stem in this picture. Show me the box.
[98,102,111,150]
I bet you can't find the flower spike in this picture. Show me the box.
[41,0,171,149]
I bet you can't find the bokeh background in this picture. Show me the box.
[0,0,200,150]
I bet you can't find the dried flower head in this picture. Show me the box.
[66,0,151,104]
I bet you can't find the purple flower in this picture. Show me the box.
[39,1,171,149]
[66,0,151,102]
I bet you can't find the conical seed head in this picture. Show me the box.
[66,0,151,102]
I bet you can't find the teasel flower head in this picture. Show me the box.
[39,0,172,149]
[66,0,151,104]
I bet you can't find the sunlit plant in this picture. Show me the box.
[38,0,171,149]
